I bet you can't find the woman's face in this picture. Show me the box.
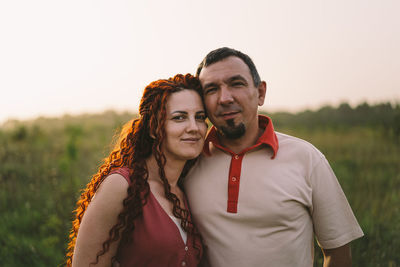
[162,89,208,162]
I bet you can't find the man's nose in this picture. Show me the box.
[218,86,234,105]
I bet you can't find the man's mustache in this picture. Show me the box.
[215,105,242,116]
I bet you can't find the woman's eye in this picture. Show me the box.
[196,114,207,121]
[172,115,185,121]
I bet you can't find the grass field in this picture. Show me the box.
[0,104,399,266]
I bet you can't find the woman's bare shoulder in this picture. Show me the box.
[92,173,129,205]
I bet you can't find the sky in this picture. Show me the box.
[1,0,399,124]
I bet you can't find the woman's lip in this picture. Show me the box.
[181,138,200,142]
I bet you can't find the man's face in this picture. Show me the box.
[198,56,266,139]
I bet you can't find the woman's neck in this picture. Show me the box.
[146,155,185,188]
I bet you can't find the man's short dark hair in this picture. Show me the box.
[196,47,261,87]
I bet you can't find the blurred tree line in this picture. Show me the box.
[268,102,400,138]
[0,102,399,266]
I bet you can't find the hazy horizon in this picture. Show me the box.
[2,98,398,127]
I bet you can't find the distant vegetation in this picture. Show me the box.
[0,102,399,266]
[268,102,400,135]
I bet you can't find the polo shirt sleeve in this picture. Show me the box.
[310,156,364,249]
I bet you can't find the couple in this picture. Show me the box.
[66,47,363,267]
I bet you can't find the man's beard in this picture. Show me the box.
[218,119,246,139]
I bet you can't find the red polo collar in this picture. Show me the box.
[204,115,279,158]
[203,115,279,213]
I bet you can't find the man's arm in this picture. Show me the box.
[322,243,352,267]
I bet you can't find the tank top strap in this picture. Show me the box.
[109,167,131,185]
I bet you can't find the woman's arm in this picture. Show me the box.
[72,174,129,267]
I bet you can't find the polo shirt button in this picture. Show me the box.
[231,177,237,182]
[234,155,239,159]
[184,246,188,251]
[182,261,186,266]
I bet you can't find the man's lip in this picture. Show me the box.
[219,111,239,119]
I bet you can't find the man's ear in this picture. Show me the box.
[257,81,267,106]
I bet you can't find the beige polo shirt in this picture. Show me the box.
[184,116,363,267]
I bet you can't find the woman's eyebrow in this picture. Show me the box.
[171,110,188,115]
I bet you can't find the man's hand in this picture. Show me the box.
[322,243,352,267]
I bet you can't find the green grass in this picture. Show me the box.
[0,107,399,266]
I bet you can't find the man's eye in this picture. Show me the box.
[232,82,244,87]
[205,87,217,94]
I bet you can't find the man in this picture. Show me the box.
[184,47,364,267]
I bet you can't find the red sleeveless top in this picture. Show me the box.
[110,168,202,267]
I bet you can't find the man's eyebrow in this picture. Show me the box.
[202,75,248,90]
[226,75,247,84]
[202,82,219,90]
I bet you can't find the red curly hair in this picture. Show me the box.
[66,73,204,266]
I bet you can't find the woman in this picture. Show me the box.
[66,74,207,266]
